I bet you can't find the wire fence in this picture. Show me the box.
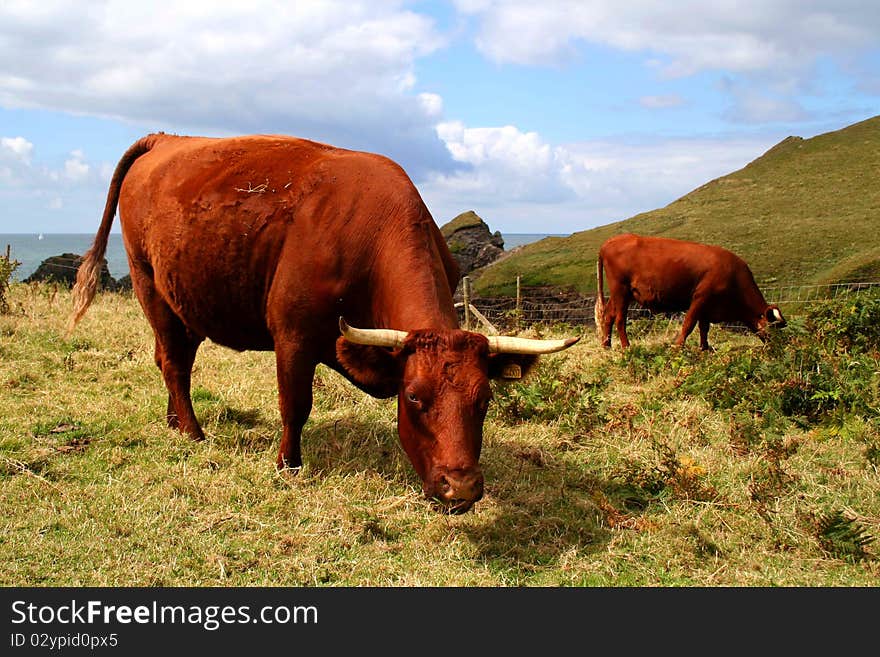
[1,248,131,291]
[4,252,85,282]
[453,276,880,333]
[760,281,880,308]
[6,245,879,334]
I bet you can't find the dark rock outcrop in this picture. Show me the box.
[115,274,133,292]
[24,253,118,290]
[439,210,505,276]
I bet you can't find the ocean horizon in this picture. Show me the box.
[2,232,567,282]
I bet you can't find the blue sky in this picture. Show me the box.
[1,1,878,234]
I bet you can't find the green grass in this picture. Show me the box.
[475,114,880,296]
[1,283,878,586]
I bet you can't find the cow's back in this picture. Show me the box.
[118,133,435,351]
[600,233,741,312]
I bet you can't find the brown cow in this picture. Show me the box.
[69,133,579,514]
[594,233,785,350]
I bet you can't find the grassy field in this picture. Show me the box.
[476,114,880,296]
[1,282,878,586]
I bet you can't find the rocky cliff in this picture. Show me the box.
[23,253,131,291]
[439,210,505,276]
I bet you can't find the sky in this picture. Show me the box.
[0,0,878,235]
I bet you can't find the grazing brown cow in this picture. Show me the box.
[69,133,578,514]
[594,233,785,350]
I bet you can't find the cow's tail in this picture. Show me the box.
[68,135,158,336]
[594,254,607,343]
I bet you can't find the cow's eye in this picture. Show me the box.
[405,381,430,410]
[406,390,427,409]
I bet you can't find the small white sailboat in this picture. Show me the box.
[37,233,44,240]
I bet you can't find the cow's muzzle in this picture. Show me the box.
[426,468,484,514]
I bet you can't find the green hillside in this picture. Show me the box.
[474,114,880,296]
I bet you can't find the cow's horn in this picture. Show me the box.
[339,317,408,349]
[486,335,581,354]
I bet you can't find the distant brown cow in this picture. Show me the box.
[69,132,579,514]
[594,233,786,350]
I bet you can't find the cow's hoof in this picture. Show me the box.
[276,459,303,476]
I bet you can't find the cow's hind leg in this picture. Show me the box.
[615,299,631,349]
[131,269,205,439]
[601,302,614,349]
[152,313,204,440]
[698,318,712,351]
[274,339,317,471]
[602,295,630,349]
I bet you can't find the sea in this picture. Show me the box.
[1,232,566,282]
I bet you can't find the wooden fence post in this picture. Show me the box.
[462,275,471,330]
[515,275,522,330]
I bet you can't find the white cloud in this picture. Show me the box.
[1,2,871,234]
[418,92,443,118]
[437,122,551,169]
[63,150,90,181]
[0,134,102,214]
[0,136,36,187]
[454,1,879,74]
[453,1,880,124]
[719,78,808,123]
[0,1,454,177]
[420,120,779,232]
[639,94,684,109]
[1,136,34,164]
[431,122,572,203]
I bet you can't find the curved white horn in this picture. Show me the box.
[339,317,408,349]
[486,335,581,354]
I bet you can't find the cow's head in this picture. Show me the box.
[336,318,579,514]
[755,304,787,338]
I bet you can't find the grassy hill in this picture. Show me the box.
[474,115,880,296]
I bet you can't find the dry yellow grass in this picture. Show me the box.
[1,283,877,586]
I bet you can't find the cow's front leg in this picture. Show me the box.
[274,342,317,472]
[675,302,704,348]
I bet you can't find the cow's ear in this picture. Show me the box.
[336,338,401,399]
[487,353,540,381]
[766,305,786,326]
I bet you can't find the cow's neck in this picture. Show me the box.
[368,226,459,332]
[740,274,770,315]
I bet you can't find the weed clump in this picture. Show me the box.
[0,246,21,314]
[678,287,880,425]
[814,510,875,563]
[491,355,607,430]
